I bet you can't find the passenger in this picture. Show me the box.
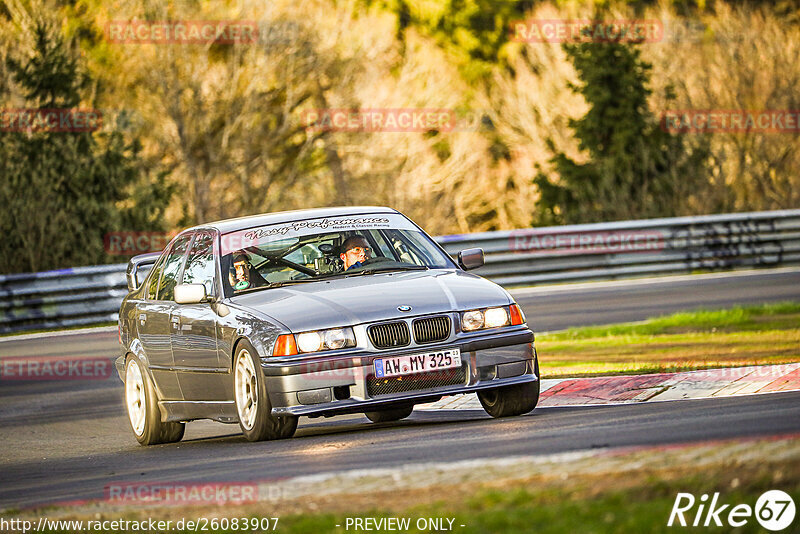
[339,235,371,271]
[231,252,268,290]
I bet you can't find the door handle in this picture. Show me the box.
[171,316,180,330]
[139,313,146,326]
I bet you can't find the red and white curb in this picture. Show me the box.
[416,362,800,410]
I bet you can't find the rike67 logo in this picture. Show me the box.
[668,490,796,531]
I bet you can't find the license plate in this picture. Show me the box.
[373,348,461,378]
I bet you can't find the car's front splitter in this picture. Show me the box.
[270,372,539,417]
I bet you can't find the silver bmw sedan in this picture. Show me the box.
[116,206,539,445]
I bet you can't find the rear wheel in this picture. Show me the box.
[365,404,414,423]
[234,341,297,441]
[478,359,540,418]
[125,355,185,446]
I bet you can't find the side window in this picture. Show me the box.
[369,230,397,260]
[145,255,167,300]
[383,230,426,265]
[182,232,216,296]
[283,243,325,267]
[157,234,192,301]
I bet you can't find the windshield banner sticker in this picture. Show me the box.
[220,214,414,255]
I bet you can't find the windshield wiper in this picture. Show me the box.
[358,265,428,274]
[265,278,321,289]
[267,265,428,286]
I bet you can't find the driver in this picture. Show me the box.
[339,235,371,271]
[231,252,268,290]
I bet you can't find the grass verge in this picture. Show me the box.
[537,302,800,377]
[19,436,800,533]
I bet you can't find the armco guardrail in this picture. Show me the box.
[0,264,128,334]
[437,209,800,287]
[1,209,799,334]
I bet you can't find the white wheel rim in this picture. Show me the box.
[235,349,258,430]
[125,359,146,436]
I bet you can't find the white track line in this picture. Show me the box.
[0,325,117,343]
[509,266,800,296]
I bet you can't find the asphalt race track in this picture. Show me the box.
[1,268,799,511]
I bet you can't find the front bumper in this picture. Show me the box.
[264,328,537,417]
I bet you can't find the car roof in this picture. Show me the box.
[190,206,401,234]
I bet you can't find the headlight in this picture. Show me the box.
[461,310,484,331]
[484,307,509,328]
[297,331,323,353]
[295,327,356,353]
[461,305,523,332]
[324,328,348,349]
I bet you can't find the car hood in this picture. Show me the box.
[229,269,511,332]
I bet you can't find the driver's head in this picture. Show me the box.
[232,253,252,284]
[339,235,370,270]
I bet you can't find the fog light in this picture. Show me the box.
[480,366,497,381]
[297,388,332,405]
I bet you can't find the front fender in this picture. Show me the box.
[217,303,286,370]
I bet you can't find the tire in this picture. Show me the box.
[477,359,540,418]
[124,354,185,446]
[365,404,414,423]
[234,340,298,442]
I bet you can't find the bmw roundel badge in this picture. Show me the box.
[397,305,412,312]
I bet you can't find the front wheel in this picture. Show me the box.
[478,359,540,418]
[125,355,185,446]
[365,404,414,423]
[478,381,539,418]
[234,341,297,441]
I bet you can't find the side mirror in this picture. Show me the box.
[458,248,485,270]
[174,284,208,304]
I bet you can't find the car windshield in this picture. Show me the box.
[219,213,456,295]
